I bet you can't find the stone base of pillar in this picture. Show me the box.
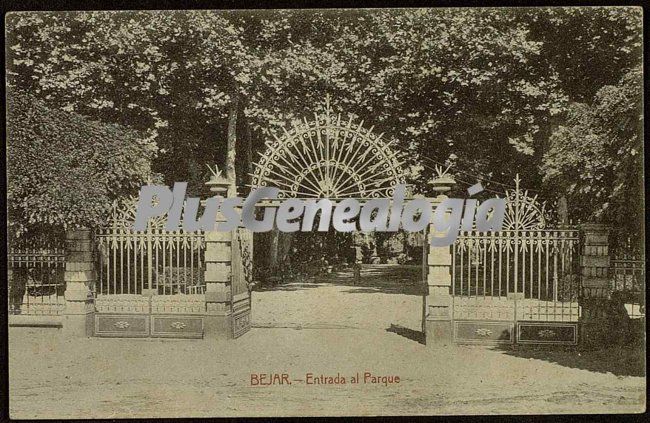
[424,319,453,346]
[424,293,453,347]
[579,297,633,348]
[62,311,94,338]
[204,315,232,339]
[580,319,619,348]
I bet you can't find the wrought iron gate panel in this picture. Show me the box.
[231,226,253,338]
[610,256,645,319]
[95,197,206,296]
[451,175,580,345]
[452,229,580,321]
[93,197,206,338]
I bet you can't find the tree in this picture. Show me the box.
[7,11,246,195]
[525,7,642,103]
[6,8,642,201]
[6,90,157,238]
[333,8,568,192]
[541,67,643,250]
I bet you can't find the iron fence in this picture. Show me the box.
[96,229,206,295]
[611,256,645,319]
[95,197,206,296]
[8,242,66,315]
[451,230,581,322]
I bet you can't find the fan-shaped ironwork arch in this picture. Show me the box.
[502,174,549,231]
[251,98,406,199]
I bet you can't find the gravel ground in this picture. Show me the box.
[252,270,423,331]
[8,267,646,417]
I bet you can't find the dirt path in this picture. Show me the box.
[253,264,423,329]
[9,326,645,417]
[8,268,645,417]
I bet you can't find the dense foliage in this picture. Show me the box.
[7,91,156,237]
[6,8,643,239]
[542,68,643,249]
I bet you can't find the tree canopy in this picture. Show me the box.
[541,67,643,249]
[7,90,157,237]
[6,8,643,234]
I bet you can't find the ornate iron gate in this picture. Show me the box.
[451,177,581,345]
[231,226,253,338]
[94,197,206,338]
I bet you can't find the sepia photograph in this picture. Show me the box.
[4,5,646,418]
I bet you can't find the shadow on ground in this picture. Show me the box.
[496,344,645,377]
[317,264,424,296]
[254,264,424,295]
[254,281,323,292]
[386,323,425,344]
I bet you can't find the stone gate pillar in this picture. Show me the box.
[203,175,234,339]
[579,223,613,347]
[424,175,456,346]
[580,223,611,296]
[424,201,454,346]
[62,228,95,337]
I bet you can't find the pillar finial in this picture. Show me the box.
[205,164,231,195]
[430,164,456,195]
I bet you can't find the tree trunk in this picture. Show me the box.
[269,226,279,269]
[226,97,238,194]
[245,119,253,187]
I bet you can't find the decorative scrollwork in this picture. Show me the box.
[235,314,250,330]
[538,329,556,339]
[170,321,187,330]
[113,321,130,329]
[475,328,493,337]
[102,195,168,230]
[251,95,406,199]
[502,174,549,231]
[237,228,254,289]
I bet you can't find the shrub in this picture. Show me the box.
[7,90,157,237]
